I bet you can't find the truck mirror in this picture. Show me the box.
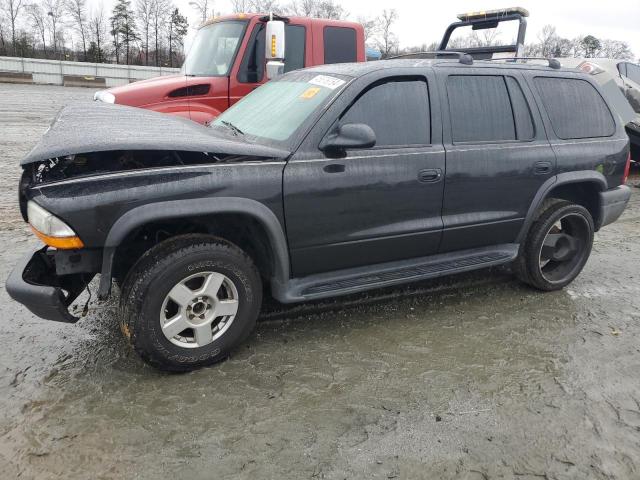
[265,19,285,79]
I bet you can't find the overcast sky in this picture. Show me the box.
[98,0,640,59]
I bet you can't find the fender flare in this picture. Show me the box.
[97,197,290,299]
[516,171,608,243]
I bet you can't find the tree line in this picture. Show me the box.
[0,0,188,66]
[0,0,636,66]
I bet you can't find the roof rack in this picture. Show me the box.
[487,57,561,69]
[387,50,473,65]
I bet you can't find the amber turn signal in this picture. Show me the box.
[31,226,84,250]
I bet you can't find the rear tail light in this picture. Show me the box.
[623,151,631,184]
[579,62,605,75]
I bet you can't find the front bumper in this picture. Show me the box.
[6,248,93,323]
[598,185,632,229]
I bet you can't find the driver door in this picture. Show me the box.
[283,74,445,277]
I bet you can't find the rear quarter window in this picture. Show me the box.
[534,77,615,140]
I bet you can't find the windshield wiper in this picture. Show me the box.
[220,120,244,136]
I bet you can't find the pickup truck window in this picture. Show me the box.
[182,21,246,77]
[212,72,348,145]
[238,24,306,84]
[624,63,640,84]
[341,78,430,147]
[534,77,615,140]
[324,27,357,64]
[448,75,527,143]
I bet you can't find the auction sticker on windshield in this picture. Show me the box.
[308,75,346,90]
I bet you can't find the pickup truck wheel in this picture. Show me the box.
[119,235,262,371]
[516,201,594,291]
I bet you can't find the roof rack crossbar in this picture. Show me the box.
[487,57,561,69]
[387,50,473,65]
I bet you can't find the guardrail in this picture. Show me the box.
[0,56,181,88]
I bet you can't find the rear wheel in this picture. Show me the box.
[119,235,262,371]
[515,200,594,291]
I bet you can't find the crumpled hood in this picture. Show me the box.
[22,102,290,165]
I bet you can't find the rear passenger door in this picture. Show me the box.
[439,69,555,252]
[284,73,445,277]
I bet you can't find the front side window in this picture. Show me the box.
[534,77,615,139]
[340,78,430,147]
[448,75,535,143]
[212,71,350,146]
[324,27,357,64]
[182,21,246,77]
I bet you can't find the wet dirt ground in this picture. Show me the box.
[1,83,640,480]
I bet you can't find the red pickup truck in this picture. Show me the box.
[94,13,365,124]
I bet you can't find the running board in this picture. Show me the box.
[272,244,519,303]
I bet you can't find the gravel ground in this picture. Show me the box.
[1,82,640,480]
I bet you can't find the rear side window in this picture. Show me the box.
[340,78,430,147]
[324,27,357,64]
[447,75,534,143]
[534,77,615,139]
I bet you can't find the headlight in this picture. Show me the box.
[27,201,84,249]
[94,90,115,103]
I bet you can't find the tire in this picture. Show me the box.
[515,200,594,291]
[119,234,262,372]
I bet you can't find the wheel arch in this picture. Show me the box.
[97,198,290,299]
[517,171,608,243]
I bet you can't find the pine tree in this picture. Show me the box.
[167,7,187,67]
[111,0,138,64]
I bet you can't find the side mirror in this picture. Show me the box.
[265,19,285,79]
[320,123,377,152]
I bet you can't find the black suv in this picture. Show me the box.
[7,58,632,371]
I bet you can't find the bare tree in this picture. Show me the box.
[374,9,398,58]
[189,0,211,24]
[249,0,281,14]
[89,3,106,61]
[598,39,633,60]
[0,14,7,54]
[27,3,48,55]
[65,0,88,60]
[44,0,65,56]
[136,0,152,64]
[356,16,377,45]
[287,0,345,19]
[229,0,251,12]
[151,0,169,65]
[1,0,25,55]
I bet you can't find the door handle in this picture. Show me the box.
[418,168,442,183]
[323,163,345,173]
[534,161,552,175]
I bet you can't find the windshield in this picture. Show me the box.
[182,21,246,77]
[212,71,351,147]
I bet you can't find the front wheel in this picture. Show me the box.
[119,235,262,371]
[515,200,594,291]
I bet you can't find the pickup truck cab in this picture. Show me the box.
[8,57,632,371]
[94,13,365,124]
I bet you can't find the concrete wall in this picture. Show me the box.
[0,57,180,88]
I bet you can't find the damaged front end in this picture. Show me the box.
[6,248,96,323]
